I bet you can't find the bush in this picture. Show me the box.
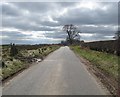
[10,43,18,57]
[2,61,6,68]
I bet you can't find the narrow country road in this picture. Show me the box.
[3,46,106,95]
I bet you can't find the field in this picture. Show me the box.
[1,45,60,80]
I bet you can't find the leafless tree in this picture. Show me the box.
[63,24,81,44]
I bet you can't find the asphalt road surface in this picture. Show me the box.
[3,46,106,95]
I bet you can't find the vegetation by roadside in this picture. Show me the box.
[70,45,119,95]
[1,44,60,81]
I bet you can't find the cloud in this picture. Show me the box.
[44,31,67,39]
[1,31,32,44]
[1,2,118,44]
[2,3,21,16]
[54,2,118,25]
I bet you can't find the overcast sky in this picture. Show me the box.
[1,1,118,44]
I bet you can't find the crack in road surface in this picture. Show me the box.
[3,46,106,95]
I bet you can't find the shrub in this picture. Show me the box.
[10,43,18,57]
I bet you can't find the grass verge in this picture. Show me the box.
[70,45,119,95]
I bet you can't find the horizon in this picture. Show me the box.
[1,38,116,45]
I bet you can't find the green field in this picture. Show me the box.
[1,45,60,80]
[70,46,118,79]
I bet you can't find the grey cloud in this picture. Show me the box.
[12,2,57,14]
[2,3,22,16]
[2,31,31,44]
[80,25,116,34]
[2,31,32,38]
[44,31,67,39]
[2,2,60,31]
[81,33,114,42]
[1,31,62,44]
[2,17,58,31]
[40,21,60,27]
[54,2,118,25]
[55,2,77,8]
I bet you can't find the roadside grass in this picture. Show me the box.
[1,45,60,80]
[2,60,26,79]
[70,46,118,79]
[20,45,59,58]
[41,46,60,56]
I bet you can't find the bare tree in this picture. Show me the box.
[63,24,81,44]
